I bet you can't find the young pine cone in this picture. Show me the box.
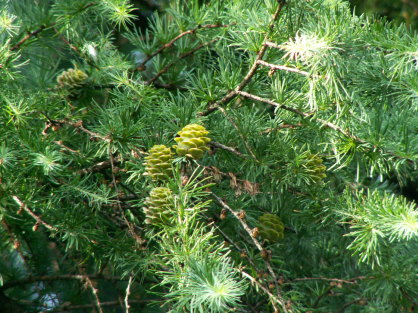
[258,213,285,243]
[143,145,174,181]
[305,153,327,183]
[173,124,211,159]
[57,68,88,89]
[143,187,174,227]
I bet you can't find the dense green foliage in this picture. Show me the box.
[0,0,417,312]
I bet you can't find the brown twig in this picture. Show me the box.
[335,298,367,313]
[236,90,374,148]
[54,140,79,153]
[138,23,231,69]
[69,120,111,142]
[10,25,46,51]
[257,60,311,77]
[10,3,96,52]
[202,214,258,270]
[56,30,79,53]
[291,276,368,284]
[0,274,123,291]
[109,152,144,245]
[125,276,134,313]
[209,141,246,158]
[54,27,101,70]
[218,106,258,161]
[49,300,146,312]
[234,1,286,92]
[235,90,417,165]
[263,41,282,50]
[261,123,304,133]
[53,119,111,142]
[313,285,335,308]
[201,1,286,116]
[12,196,58,232]
[77,160,115,175]
[239,269,280,312]
[1,219,26,261]
[235,90,312,118]
[213,194,288,313]
[83,275,104,313]
[145,38,219,85]
[204,166,260,196]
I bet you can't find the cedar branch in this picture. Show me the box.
[257,60,311,77]
[201,1,286,116]
[138,23,232,69]
[0,274,124,291]
[235,90,417,165]
[12,196,57,232]
[213,194,288,313]
[145,38,219,85]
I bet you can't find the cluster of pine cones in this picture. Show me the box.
[143,124,210,227]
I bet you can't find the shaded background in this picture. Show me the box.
[131,0,418,30]
[350,0,418,29]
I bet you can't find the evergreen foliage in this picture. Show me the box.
[0,0,417,312]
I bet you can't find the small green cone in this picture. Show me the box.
[258,213,284,243]
[306,154,327,183]
[57,68,88,89]
[173,124,211,159]
[144,145,174,181]
[143,187,174,227]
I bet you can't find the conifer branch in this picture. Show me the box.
[201,1,286,116]
[213,194,289,313]
[239,270,280,312]
[77,160,117,175]
[3,0,417,311]
[54,28,101,70]
[138,23,232,70]
[125,276,134,313]
[312,285,337,308]
[83,275,104,313]
[0,274,124,291]
[263,41,281,49]
[203,214,258,270]
[145,38,220,85]
[12,196,58,232]
[109,152,144,245]
[291,276,369,284]
[235,91,417,165]
[49,300,147,312]
[10,3,96,52]
[1,219,26,262]
[53,140,79,153]
[56,119,112,142]
[10,25,46,51]
[234,1,286,91]
[204,166,260,195]
[236,90,312,116]
[336,298,367,313]
[209,141,246,158]
[261,123,304,133]
[257,60,311,77]
[218,106,258,160]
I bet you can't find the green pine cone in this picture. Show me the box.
[57,68,88,89]
[258,213,284,243]
[144,145,174,181]
[173,124,211,159]
[143,187,174,226]
[306,154,327,182]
